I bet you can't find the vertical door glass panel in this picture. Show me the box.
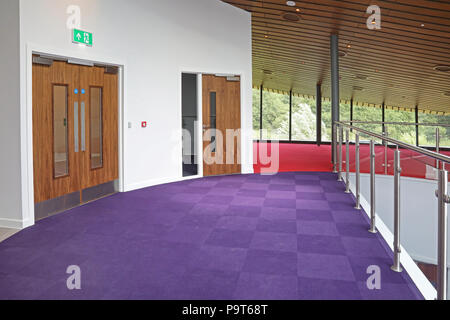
[182,73,198,177]
[53,85,69,178]
[90,87,103,169]
[210,92,217,153]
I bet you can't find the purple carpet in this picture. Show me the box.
[0,172,422,300]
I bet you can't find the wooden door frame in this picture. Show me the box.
[22,44,125,228]
[179,69,244,180]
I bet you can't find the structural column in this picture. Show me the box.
[331,34,340,164]
[415,105,419,146]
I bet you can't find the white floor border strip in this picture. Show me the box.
[348,180,437,300]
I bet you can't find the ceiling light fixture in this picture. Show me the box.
[339,51,347,57]
[355,75,368,80]
[282,13,300,22]
[286,1,296,6]
[434,65,450,72]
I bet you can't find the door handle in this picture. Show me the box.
[74,102,79,153]
[81,102,86,152]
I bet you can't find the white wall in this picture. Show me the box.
[0,0,23,228]
[12,0,252,227]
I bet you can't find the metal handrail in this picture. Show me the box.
[334,121,449,300]
[336,121,450,164]
[342,120,450,128]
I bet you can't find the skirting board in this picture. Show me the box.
[125,167,254,193]
[347,179,437,300]
[0,217,33,230]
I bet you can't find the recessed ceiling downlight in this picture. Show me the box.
[286,1,296,6]
[282,13,300,22]
[339,51,347,57]
[434,65,450,72]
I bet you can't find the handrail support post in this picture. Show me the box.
[355,133,361,210]
[345,129,350,193]
[338,126,343,181]
[369,139,377,234]
[391,148,402,273]
[437,169,448,300]
[333,123,338,173]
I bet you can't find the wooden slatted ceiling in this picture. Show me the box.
[222,0,450,114]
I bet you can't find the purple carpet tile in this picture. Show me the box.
[0,172,423,300]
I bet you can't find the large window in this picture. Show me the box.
[252,87,448,148]
[291,96,317,141]
[385,108,416,145]
[353,104,383,139]
[320,100,350,142]
[340,102,351,122]
[419,113,450,148]
[322,99,332,142]
[252,88,261,140]
[261,90,290,140]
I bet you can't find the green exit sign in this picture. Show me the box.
[72,29,93,47]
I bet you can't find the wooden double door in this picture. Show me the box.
[202,75,241,176]
[32,59,118,208]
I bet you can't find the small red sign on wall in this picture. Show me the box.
[141,122,147,128]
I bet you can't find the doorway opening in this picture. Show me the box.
[32,55,120,220]
[182,73,199,177]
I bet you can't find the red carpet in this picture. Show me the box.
[254,142,450,180]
